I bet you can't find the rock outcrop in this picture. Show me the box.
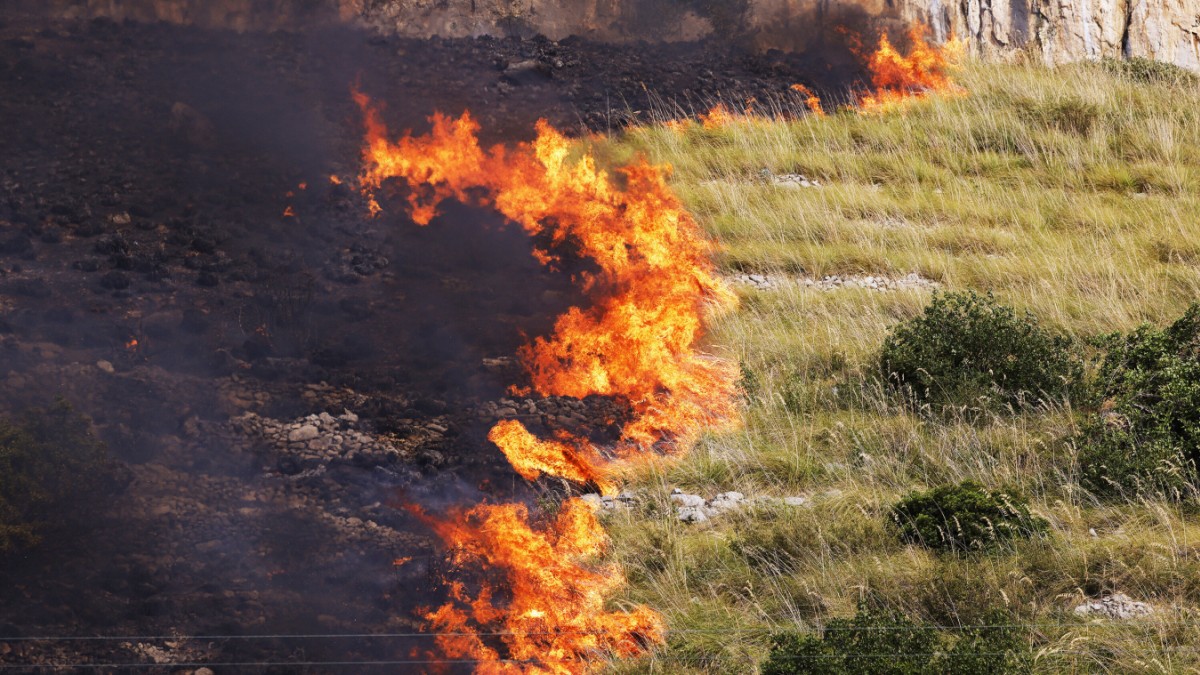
[36,0,1200,72]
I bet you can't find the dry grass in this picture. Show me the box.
[589,59,1200,673]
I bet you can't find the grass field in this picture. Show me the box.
[592,59,1200,673]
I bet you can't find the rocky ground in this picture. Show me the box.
[0,7,851,670]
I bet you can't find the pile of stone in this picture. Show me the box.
[475,395,626,432]
[1073,593,1155,620]
[729,272,939,292]
[578,491,639,510]
[231,410,405,474]
[766,171,822,188]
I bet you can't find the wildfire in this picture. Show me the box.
[789,84,825,117]
[356,96,739,671]
[412,501,665,673]
[856,25,965,114]
[125,338,139,351]
[282,205,296,218]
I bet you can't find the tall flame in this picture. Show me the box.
[357,96,739,672]
[857,25,965,114]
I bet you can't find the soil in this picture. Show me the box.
[0,9,853,671]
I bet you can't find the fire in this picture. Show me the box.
[412,500,665,673]
[856,26,965,114]
[356,96,739,671]
[329,174,343,185]
[282,206,296,218]
[488,420,614,494]
[125,338,139,350]
[789,84,825,117]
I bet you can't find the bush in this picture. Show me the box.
[0,400,117,553]
[880,291,1080,409]
[1079,304,1200,496]
[1100,57,1199,86]
[761,604,1026,675]
[890,481,1048,553]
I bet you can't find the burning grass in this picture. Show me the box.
[592,59,1200,672]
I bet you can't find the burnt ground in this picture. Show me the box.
[0,10,855,672]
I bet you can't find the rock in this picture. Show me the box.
[782,496,808,506]
[677,506,709,523]
[96,360,115,374]
[580,493,603,508]
[288,425,320,443]
[194,668,215,675]
[1073,593,1154,619]
[100,270,130,290]
[669,492,705,508]
[169,102,216,146]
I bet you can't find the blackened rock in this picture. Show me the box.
[6,278,50,298]
[191,238,216,254]
[181,309,209,334]
[196,271,219,287]
[72,259,102,272]
[1,235,32,255]
[100,270,130,290]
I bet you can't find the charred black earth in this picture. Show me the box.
[0,8,850,671]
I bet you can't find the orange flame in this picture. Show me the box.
[330,174,343,185]
[282,206,296,218]
[857,26,965,114]
[789,84,826,117]
[413,500,665,673]
[125,338,139,350]
[357,97,739,672]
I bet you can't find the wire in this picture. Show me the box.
[1,620,1195,642]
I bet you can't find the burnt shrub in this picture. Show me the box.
[880,291,1080,409]
[761,604,1026,675]
[1079,304,1200,497]
[890,481,1048,553]
[0,400,118,553]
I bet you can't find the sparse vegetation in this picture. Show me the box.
[880,290,1079,408]
[593,58,1200,673]
[0,400,117,553]
[761,605,1026,675]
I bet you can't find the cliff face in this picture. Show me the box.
[897,0,1200,71]
[42,0,1200,71]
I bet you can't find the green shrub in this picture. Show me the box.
[1100,57,1199,86]
[761,605,1026,675]
[1079,304,1200,497]
[880,291,1080,409]
[0,400,117,553]
[890,481,1048,553]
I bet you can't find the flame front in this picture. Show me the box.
[413,501,666,674]
[857,25,965,114]
[357,97,738,672]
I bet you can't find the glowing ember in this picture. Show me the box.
[356,97,739,672]
[282,206,296,218]
[329,174,343,185]
[125,338,139,350]
[856,25,965,114]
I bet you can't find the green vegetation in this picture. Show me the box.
[0,400,116,553]
[890,481,1048,552]
[761,605,1026,675]
[593,58,1200,673]
[1080,304,1200,497]
[880,290,1079,408]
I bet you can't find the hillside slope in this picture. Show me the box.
[595,59,1200,673]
